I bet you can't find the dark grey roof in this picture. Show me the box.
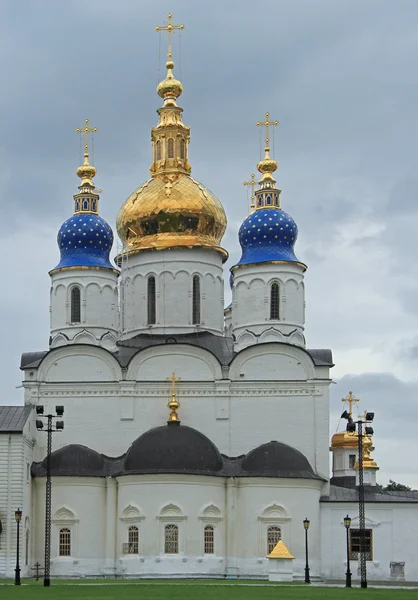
[321,484,418,503]
[32,425,323,480]
[21,333,333,370]
[0,406,32,433]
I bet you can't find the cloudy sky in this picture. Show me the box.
[1,0,418,486]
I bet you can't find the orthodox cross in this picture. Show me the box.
[76,119,97,154]
[156,13,185,60]
[341,391,360,417]
[243,174,256,213]
[256,112,279,147]
[166,371,181,398]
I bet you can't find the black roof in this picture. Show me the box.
[0,406,31,433]
[31,423,322,480]
[321,485,418,503]
[21,333,333,370]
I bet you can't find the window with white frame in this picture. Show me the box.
[70,287,81,323]
[270,282,279,320]
[128,525,139,554]
[192,275,201,325]
[267,526,282,554]
[350,529,373,560]
[164,524,179,554]
[59,528,71,556]
[147,276,156,325]
[204,525,214,554]
[349,454,356,469]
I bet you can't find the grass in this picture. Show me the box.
[1,580,418,600]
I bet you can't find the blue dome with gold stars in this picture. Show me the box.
[53,213,114,271]
[235,208,301,267]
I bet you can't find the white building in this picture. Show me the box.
[0,29,417,583]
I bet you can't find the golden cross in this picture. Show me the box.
[243,174,256,213]
[256,112,279,146]
[341,391,360,417]
[76,119,97,154]
[166,371,181,397]
[156,13,185,60]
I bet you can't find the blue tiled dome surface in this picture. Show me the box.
[53,213,115,270]
[236,209,301,266]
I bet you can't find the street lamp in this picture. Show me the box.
[303,518,311,584]
[14,508,22,586]
[343,514,352,588]
[36,405,64,587]
[342,405,374,589]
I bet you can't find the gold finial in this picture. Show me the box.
[75,119,98,185]
[166,371,181,422]
[342,391,360,417]
[156,13,185,60]
[243,174,257,213]
[256,112,279,150]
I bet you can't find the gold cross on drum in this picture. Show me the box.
[166,371,181,396]
[243,174,257,212]
[256,112,279,146]
[341,391,360,417]
[76,119,97,153]
[156,13,185,59]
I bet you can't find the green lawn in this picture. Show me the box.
[1,581,418,600]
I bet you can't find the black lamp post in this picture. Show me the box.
[303,518,311,584]
[36,405,64,587]
[342,406,374,589]
[344,514,352,588]
[14,508,22,585]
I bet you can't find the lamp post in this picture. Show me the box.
[342,406,374,589]
[36,405,64,588]
[303,518,311,584]
[343,514,352,588]
[14,508,22,585]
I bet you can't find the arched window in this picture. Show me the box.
[204,525,214,554]
[270,282,279,320]
[71,287,81,323]
[147,277,156,325]
[167,138,174,158]
[156,140,161,161]
[128,525,139,554]
[59,528,71,556]
[267,526,282,554]
[192,275,200,325]
[164,524,178,554]
[25,530,29,566]
[180,138,186,159]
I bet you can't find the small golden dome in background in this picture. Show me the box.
[157,61,183,100]
[116,174,227,260]
[330,431,358,449]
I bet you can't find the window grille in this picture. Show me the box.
[180,138,186,159]
[267,526,282,554]
[156,140,161,161]
[127,526,139,554]
[192,275,200,325]
[59,528,71,556]
[147,277,156,325]
[270,283,279,320]
[167,138,174,158]
[349,529,373,560]
[71,287,81,323]
[204,525,214,554]
[164,524,179,554]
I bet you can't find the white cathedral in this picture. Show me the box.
[1,23,418,583]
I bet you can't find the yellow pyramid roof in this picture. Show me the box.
[266,539,295,559]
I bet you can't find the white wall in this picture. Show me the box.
[119,248,224,337]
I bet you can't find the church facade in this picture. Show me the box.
[1,19,418,582]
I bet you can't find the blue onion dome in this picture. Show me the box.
[233,142,305,269]
[51,147,117,272]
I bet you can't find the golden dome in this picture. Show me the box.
[330,431,358,449]
[116,174,227,259]
[157,60,183,101]
[76,152,97,186]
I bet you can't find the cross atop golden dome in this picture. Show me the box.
[166,372,181,423]
[256,112,279,182]
[75,119,97,186]
[156,14,185,105]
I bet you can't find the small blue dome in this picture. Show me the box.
[53,213,115,271]
[235,209,302,267]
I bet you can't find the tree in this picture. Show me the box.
[383,479,412,491]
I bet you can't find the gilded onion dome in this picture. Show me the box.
[330,431,379,470]
[116,56,227,262]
